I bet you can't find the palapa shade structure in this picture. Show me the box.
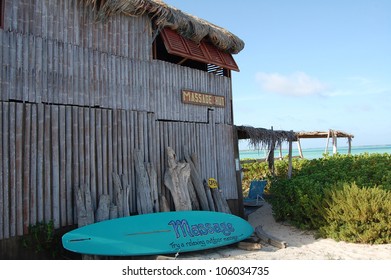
[236,126,297,176]
[235,126,354,178]
[296,129,354,155]
[236,125,297,150]
[82,0,245,54]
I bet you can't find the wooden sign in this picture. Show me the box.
[181,90,225,108]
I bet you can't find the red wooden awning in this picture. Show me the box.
[160,28,239,72]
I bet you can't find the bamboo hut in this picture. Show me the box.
[0,0,244,257]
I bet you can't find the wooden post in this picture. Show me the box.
[348,137,352,155]
[278,144,283,160]
[332,130,337,155]
[288,136,293,179]
[325,129,331,154]
[297,138,303,158]
[267,126,275,175]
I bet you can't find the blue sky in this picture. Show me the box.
[164,0,391,148]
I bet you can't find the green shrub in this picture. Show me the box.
[319,183,391,244]
[268,153,391,231]
[242,153,391,243]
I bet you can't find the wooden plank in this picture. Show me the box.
[116,109,123,175]
[9,103,16,237]
[0,103,4,239]
[44,105,52,223]
[88,108,97,208]
[112,110,118,176]
[255,226,287,249]
[95,109,103,197]
[121,110,128,181]
[129,111,136,212]
[78,107,85,197]
[65,106,73,225]
[9,29,17,101]
[29,104,37,226]
[1,102,10,238]
[107,110,113,198]
[72,107,80,208]
[36,103,44,222]
[101,109,109,195]
[22,34,29,102]
[51,105,60,228]
[22,103,31,234]
[59,106,67,227]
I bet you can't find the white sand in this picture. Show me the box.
[179,202,391,260]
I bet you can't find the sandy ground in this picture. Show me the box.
[178,202,391,260]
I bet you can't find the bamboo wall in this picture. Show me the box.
[0,0,239,240]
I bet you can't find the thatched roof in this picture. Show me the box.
[236,126,297,149]
[236,126,354,150]
[296,130,354,139]
[83,0,244,54]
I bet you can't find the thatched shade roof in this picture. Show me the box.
[83,0,245,54]
[236,126,297,149]
[236,126,354,150]
[296,130,354,139]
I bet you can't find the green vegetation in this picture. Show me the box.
[21,220,69,259]
[242,153,391,244]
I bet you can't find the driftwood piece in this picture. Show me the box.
[203,180,216,211]
[237,241,262,251]
[211,188,231,214]
[121,174,131,217]
[123,185,131,217]
[164,147,192,211]
[75,184,94,227]
[112,172,123,217]
[183,147,209,211]
[159,194,171,212]
[187,180,200,210]
[109,205,118,219]
[75,184,96,260]
[147,163,159,212]
[134,149,154,214]
[255,226,287,249]
[95,194,110,222]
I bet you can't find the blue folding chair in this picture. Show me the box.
[244,180,267,206]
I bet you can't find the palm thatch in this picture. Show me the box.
[296,130,354,139]
[82,0,244,54]
[236,126,297,150]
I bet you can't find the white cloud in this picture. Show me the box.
[255,71,329,96]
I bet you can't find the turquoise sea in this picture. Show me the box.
[239,144,391,160]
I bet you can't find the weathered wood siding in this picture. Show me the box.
[151,61,233,124]
[0,0,238,240]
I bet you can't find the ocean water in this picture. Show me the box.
[239,144,391,160]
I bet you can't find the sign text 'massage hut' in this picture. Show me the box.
[181,90,225,108]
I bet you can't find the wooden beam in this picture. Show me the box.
[255,226,287,249]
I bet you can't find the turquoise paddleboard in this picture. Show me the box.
[62,211,254,256]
